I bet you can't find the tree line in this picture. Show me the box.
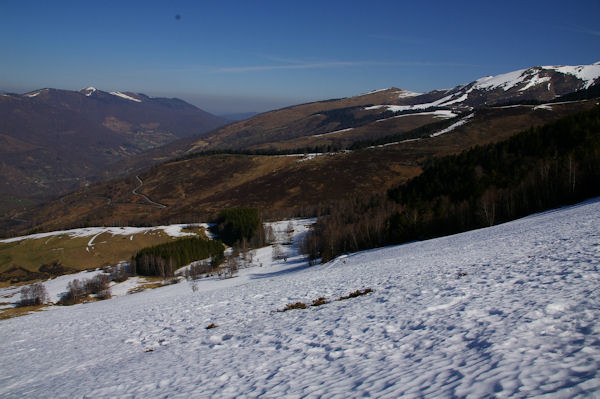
[303,105,600,263]
[131,236,225,277]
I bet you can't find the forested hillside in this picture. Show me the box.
[304,105,600,262]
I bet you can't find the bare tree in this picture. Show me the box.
[272,244,284,261]
[265,225,276,244]
[19,283,49,307]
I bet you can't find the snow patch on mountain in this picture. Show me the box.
[474,68,528,91]
[81,86,97,96]
[542,63,600,89]
[430,113,474,137]
[376,110,458,122]
[397,89,422,98]
[109,91,142,102]
[312,127,354,137]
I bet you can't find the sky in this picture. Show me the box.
[1,0,599,115]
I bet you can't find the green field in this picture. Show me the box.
[0,227,207,282]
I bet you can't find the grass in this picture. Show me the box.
[0,228,205,278]
[0,304,46,320]
[126,277,174,294]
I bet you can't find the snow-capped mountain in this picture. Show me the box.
[391,62,600,111]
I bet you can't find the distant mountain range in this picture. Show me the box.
[2,62,600,235]
[5,61,599,236]
[178,62,600,152]
[0,87,227,212]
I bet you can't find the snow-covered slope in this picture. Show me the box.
[367,62,600,113]
[1,200,599,398]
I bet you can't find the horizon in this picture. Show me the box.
[1,0,599,114]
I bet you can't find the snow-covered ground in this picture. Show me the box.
[1,201,599,398]
[0,223,209,244]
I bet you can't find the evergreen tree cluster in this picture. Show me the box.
[303,105,600,263]
[213,208,265,247]
[131,237,224,277]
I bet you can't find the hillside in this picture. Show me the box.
[109,62,600,175]
[0,198,598,397]
[5,99,597,236]
[0,88,227,213]
[3,62,599,236]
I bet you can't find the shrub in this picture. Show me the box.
[281,302,307,312]
[339,288,373,301]
[311,297,329,307]
[18,282,49,307]
[60,279,86,305]
[85,274,111,295]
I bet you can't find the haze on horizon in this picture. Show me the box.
[1,0,599,115]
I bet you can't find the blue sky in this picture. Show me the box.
[1,0,599,114]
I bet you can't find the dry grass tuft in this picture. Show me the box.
[281,302,307,312]
[338,288,373,301]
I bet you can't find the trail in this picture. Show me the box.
[132,175,167,209]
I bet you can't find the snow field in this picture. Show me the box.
[0,203,599,397]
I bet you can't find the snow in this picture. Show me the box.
[518,75,551,92]
[25,91,41,98]
[109,91,142,102]
[474,68,528,91]
[368,138,421,148]
[312,127,354,137]
[376,110,458,122]
[430,113,474,137]
[1,201,600,398]
[543,63,600,89]
[82,86,97,96]
[0,224,203,244]
[362,88,391,94]
[397,89,422,98]
[533,104,553,111]
[365,92,470,113]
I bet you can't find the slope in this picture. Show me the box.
[0,88,227,213]
[6,98,596,236]
[0,198,598,397]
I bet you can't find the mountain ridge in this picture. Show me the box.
[0,88,228,213]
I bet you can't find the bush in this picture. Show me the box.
[85,274,111,295]
[59,274,113,305]
[18,282,49,307]
[60,279,86,305]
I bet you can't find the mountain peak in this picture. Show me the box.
[79,87,97,97]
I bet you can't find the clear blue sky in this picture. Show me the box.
[1,0,599,114]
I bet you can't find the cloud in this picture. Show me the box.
[216,59,476,73]
[553,24,600,37]
[217,61,372,73]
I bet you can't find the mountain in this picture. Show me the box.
[175,62,600,153]
[3,62,599,235]
[220,112,260,122]
[0,88,227,212]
